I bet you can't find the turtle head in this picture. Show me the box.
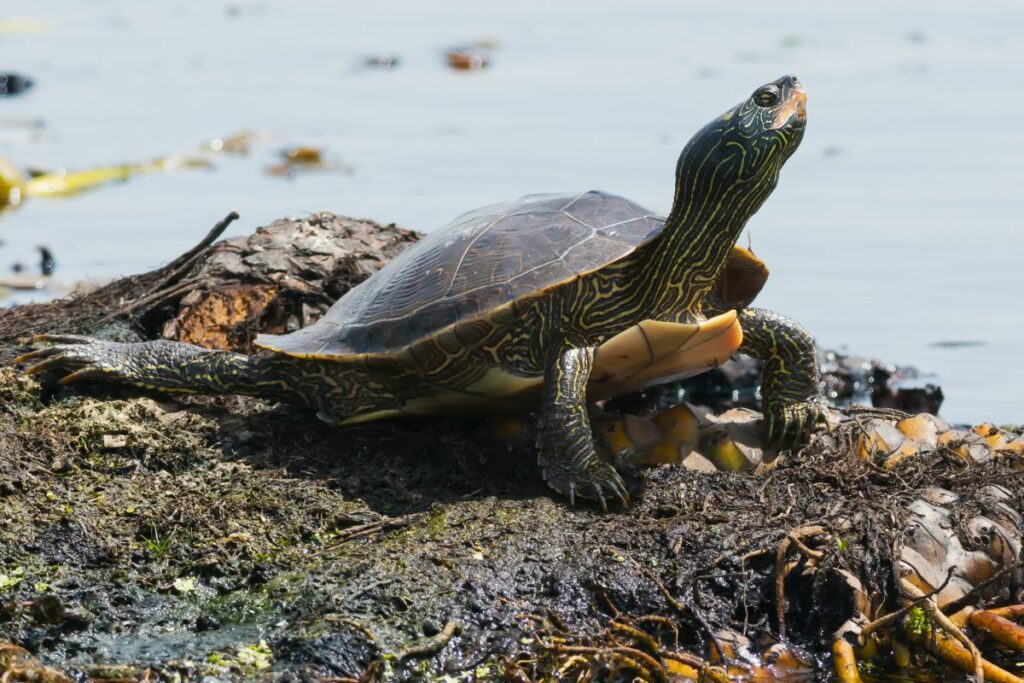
[732,73,807,159]
[668,75,806,225]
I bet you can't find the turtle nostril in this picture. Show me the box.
[787,74,801,87]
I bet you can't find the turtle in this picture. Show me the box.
[19,74,825,509]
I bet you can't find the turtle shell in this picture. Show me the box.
[256,191,665,357]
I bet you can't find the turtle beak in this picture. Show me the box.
[772,87,807,129]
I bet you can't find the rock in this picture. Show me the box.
[857,419,906,462]
[679,451,718,473]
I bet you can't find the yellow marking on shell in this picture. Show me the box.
[253,338,368,364]
[402,392,527,416]
[590,310,741,399]
[464,365,542,398]
[330,408,404,426]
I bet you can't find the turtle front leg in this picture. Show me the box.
[538,344,630,510]
[734,308,828,447]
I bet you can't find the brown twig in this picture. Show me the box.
[940,561,1024,615]
[900,578,985,683]
[970,610,1024,651]
[543,644,667,683]
[860,567,954,640]
[775,525,830,640]
[500,657,532,683]
[306,514,418,559]
[149,211,239,293]
[662,651,730,683]
[629,615,679,647]
[639,566,686,616]
[394,620,459,662]
[110,211,240,319]
[832,638,863,683]
[609,621,661,654]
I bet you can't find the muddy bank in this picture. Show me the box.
[2,213,1024,681]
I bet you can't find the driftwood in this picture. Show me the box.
[0,211,418,352]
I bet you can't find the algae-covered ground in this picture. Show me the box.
[0,367,883,680]
[1,214,1023,681]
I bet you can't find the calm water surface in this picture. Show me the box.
[1,1,1022,424]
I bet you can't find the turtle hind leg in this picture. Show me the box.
[17,336,281,398]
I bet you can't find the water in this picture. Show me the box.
[1,0,1022,424]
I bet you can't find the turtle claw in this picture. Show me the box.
[14,348,51,367]
[542,456,630,511]
[15,337,116,384]
[576,461,630,510]
[33,333,97,344]
[765,396,828,450]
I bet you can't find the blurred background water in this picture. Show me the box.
[0,0,1021,424]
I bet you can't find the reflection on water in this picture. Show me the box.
[1,0,1022,423]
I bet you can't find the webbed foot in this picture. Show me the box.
[765,395,829,449]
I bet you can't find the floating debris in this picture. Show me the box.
[930,339,986,348]
[265,146,353,178]
[13,245,56,276]
[0,274,50,292]
[363,54,401,70]
[445,47,489,71]
[0,154,212,212]
[281,146,323,165]
[0,156,24,211]
[24,155,211,198]
[204,130,255,155]
[1,246,59,295]
[0,117,45,129]
[0,73,34,98]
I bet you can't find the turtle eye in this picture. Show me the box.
[754,85,780,107]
